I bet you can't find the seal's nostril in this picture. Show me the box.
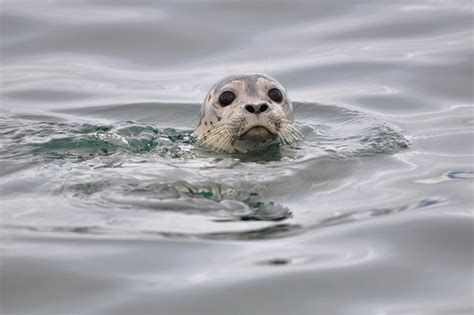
[245,105,255,113]
[245,104,269,114]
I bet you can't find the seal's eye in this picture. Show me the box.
[219,91,235,107]
[268,88,283,103]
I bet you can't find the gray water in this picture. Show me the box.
[1,1,473,314]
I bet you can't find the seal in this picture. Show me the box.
[196,73,301,152]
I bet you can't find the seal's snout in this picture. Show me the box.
[244,103,269,114]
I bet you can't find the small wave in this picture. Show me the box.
[3,197,442,241]
[294,102,411,158]
[0,118,196,161]
[57,179,292,222]
[1,103,410,163]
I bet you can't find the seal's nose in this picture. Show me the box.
[244,103,269,114]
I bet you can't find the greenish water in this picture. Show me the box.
[1,102,411,235]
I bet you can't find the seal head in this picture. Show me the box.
[196,73,300,152]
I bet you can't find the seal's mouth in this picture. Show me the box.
[239,126,276,141]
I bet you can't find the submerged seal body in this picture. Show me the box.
[196,73,300,152]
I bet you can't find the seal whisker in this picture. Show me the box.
[219,133,234,152]
[203,125,228,143]
[205,127,227,142]
[283,126,299,141]
[212,127,233,152]
[198,128,229,149]
[197,128,223,145]
[213,134,228,152]
[281,122,303,140]
[279,124,294,140]
[278,122,303,145]
[279,132,293,145]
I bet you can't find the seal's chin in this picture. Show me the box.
[239,126,275,141]
[232,125,278,152]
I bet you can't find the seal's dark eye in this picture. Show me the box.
[219,91,235,107]
[268,88,283,103]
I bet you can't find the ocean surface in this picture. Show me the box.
[1,1,473,314]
